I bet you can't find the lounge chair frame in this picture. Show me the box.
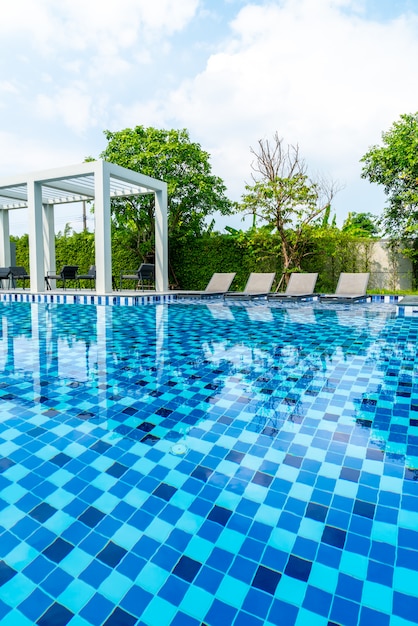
[175,272,236,299]
[224,272,276,300]
[319,272,370,303]
[267,273,318,301]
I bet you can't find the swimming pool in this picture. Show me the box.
[0,299,416,625]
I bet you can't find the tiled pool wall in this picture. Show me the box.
[0,292,177,306]
[0,293,404,307]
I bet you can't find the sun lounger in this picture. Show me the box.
[120,263,154,290]
[175,272,236,299]
[267,273,318,301]
[319,272,370,303]
[223,272,276,300]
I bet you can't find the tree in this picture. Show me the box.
[99,126,233,258]
[360,112,418,248]
[342,212,379,237]
[239,132,341,286]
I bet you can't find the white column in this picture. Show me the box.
[155,185,168,292]
[0,210,11,266]
[43,204,56,285]
[28,179,45,292]
[94,161,112,293]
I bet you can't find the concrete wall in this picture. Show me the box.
[369,240,413,291]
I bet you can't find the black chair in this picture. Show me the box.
[0,267,10,289]
[45,265,79,290]
[8,266,30,289]
[77,265,96,288]
[120,263,155,290]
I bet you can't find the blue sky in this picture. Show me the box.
[1,0,418,235]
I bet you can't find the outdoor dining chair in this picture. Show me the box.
[77,265,96,288]
[8,266,30,289]
[120,263,155,290]
[0,267,10,289]
[45,265,79,290]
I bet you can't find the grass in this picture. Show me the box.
[367,289,417,295]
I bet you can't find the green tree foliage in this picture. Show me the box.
[360,112,418,251]
[342,212,379,237]
[99,126,233,259]
[239,133,341,287]
[320,204,338,229]
[307,227,376,292]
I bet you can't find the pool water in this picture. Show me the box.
[0,299,417,626]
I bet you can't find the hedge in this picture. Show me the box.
[12,229,380,292]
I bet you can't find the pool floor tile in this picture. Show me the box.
[0,300,417,624]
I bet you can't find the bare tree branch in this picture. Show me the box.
[314,173,345,211]
[240,132,343,281]
[250,132,307,183]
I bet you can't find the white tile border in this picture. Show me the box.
[0,292,178,306]
[0,292,406,308]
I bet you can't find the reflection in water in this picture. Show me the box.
[0,300,417,468]
[1,299,418,626]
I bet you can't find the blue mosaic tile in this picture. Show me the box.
[0,299,417,624]
[36,602,74,625]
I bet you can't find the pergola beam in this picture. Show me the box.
[43,180,96,198]
[0,188,28,202]
[0,160,168,294]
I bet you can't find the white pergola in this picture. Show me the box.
[0,160,168,293]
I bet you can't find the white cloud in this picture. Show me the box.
[0,0,200,139]
[0,130,88,175]
[0,81,19,95]
[1,0,418,235]
[36,86,96,134]
[157,0,418,222]
[0,0,200,52]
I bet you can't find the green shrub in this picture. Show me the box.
[12,228,407,292]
